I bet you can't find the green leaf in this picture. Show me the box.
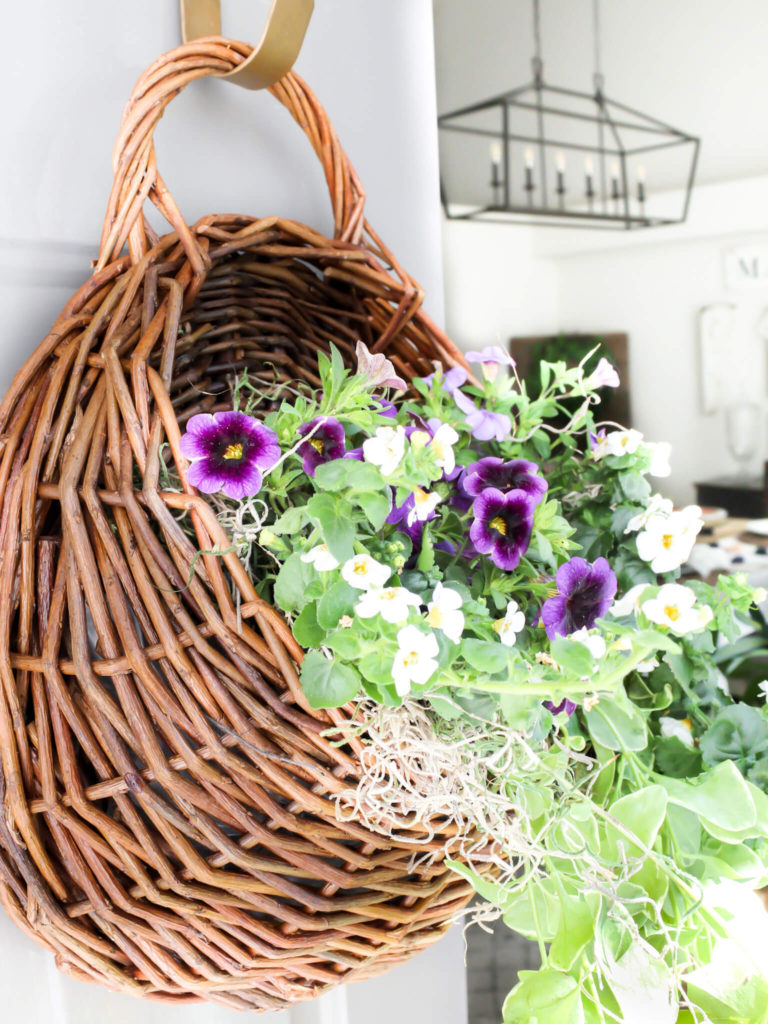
[269,505,308,536]
[359,649,394,685]
[501,880,561,941]
[701,704,768,771]
[291,603,324,648]
[602,785,668,860]
[551,635,595,676]
[354,491,392,531]
[657,761,757,838]
[619,470,651,502]
[325,629,363,659]
[316,580,358,631]
[299,651,361,708]
[502,969,583,1024]
[273,553,315,613]
[416,526,435,572]
[306,493,355,562]
[462,638,509,674]
[313,459,385,493]
[550,895,599,971]
[585,692,648,751]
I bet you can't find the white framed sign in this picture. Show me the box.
[724,243,768,290]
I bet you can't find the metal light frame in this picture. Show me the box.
[438,1,700,230]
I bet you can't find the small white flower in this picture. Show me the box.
[624,493,674,534]
[301,543,340,572]
[757,680,768,702]
[406,487,442,526]
[636,507,703,574]
[493,599,526,647]
[426,583,465,642]
[392,625,440,696]
[356,586,422,624]
[659,716,694,749]
[362,425,406,477]
[592,428,644,461]
[570,627,606,661]
[341,553,391,591]
[637,657,659,675]
[642,583,711,634]
[427,423,460,476]
[645,441,672,478]
[610,583,652,618]
[754,588,768,605]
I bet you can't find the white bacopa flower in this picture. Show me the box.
[493,599,526,647]
[659,716,694,749]
[637,656,659,675]
[592,428,644,460]
[356,586,421,624]
[610,583,652,618]
[426,583,464,642]
[392,625,440,696]
[758,680,768,702]
[300,543,340,572]
[636,507,703,574]
[427,423,459,476]
[642,583,712,634]
[406,487,442,526]
[624,493,674,534]
[645,441,672,478]
[569,627,606,661]
[341,553,391,591]
[362,425,406,477]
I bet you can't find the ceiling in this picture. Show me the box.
[434,0,768,197]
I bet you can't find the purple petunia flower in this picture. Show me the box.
[463,457,548,505]
[541,556,618,640]
[374,397,398,419]
[454,390,512,442]
[180,411,280,500]
[545,698,577,717]
[465,345,515,369]
[469,488,535,571]
[465,346,516,382]
[422,365,468,396]
[298,417,346,476]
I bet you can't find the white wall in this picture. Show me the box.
[0,3,466,1024]
[441,220,559,349]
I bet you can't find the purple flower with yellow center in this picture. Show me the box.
[454,390,512,442]
[469,488,535,571]
[180,411,280,500]
[541,556,617,639]
[297,417,346,476]
[463,457,548,505]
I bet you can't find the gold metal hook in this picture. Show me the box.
[180,0,314,90]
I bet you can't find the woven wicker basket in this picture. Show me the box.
[0,39,472,1011]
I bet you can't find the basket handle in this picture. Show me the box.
[96,37,367,272]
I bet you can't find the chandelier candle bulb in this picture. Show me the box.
[637,164,646,206]
[585,155,595,205]
[490,141,503,191]
[524,146,535,200]
[555,151,566,204]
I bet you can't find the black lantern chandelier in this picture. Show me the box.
[438,0,700,229]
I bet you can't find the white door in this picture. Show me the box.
[0,3,465,1022]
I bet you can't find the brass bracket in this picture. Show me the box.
[180,0,314,90]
